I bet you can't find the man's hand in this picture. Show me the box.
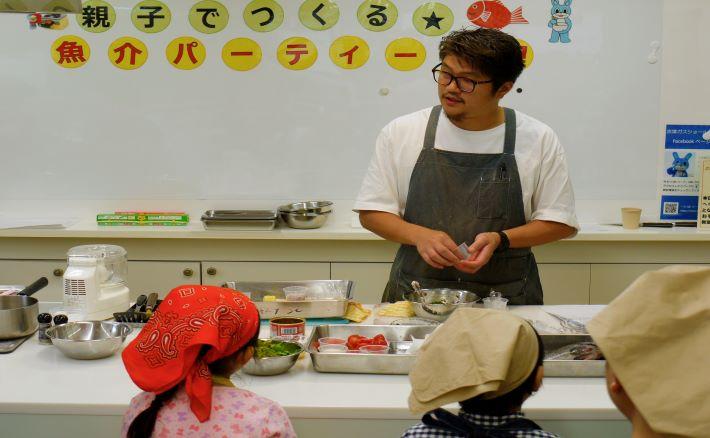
[455,232,501,274]
[412,228,463,269]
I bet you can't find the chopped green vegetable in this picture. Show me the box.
[255,340,301,358]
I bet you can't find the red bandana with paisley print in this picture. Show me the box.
[122,285,260,422]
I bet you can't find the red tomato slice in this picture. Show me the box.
[347,335,364,350]
[372,334,387,346]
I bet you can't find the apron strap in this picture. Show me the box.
[425,106,516,154]
[503,108,517,155]
[421,408,544,438]
[423,105,442,150]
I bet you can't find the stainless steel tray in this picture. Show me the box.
[202,210,277,230]
[202,210,277,221]
[223,280,353,319]
[541,334,605,377]
[202,220,276,230]
[307,325,437,374]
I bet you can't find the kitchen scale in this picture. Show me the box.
[0,332,34,354]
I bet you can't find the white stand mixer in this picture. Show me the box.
[63,244,130,320]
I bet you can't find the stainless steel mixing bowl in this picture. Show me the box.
[46,321,132,360]
[242,340,303,376]
[277,201,333,229]
[407,288,480,322]
[278,211,331,229]
[277,201,333,214]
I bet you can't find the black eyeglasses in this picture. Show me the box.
[431,63,492,93]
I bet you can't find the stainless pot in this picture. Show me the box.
[0,277,49,340]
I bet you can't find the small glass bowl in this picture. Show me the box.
[482,297,509,310]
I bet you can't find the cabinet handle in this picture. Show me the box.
[206,267,217,276]
[183,268,194,277]
[53,269,64,277]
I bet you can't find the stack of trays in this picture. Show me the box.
[201,210,278,230]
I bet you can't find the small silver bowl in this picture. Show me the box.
[46,321,132,360]
[407,289,479,322]
[242,340,303,376]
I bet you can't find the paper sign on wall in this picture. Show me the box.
[699,159,710,230]
[660,124,710,220]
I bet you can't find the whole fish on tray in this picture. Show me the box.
[545,342,604,361]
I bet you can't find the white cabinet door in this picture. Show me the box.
[0,260,67,301]
[538,264,590,305]
[331,263,392,304]
[128,261,202,299]
[201,262,331,287]
[589,264,679,304]
[0,260,202,301]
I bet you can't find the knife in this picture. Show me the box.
[605,222,673,228]
[145,293,159,317]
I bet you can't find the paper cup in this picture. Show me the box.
[621,208,642,229]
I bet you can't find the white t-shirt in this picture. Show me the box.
[354,107,580,230]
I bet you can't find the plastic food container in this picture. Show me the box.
[359,345,389,354]
[318,337,346,345]
[283,285,307,301]
[319,344,347,353]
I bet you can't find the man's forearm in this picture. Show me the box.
[504,220,576,248]
[360,211,575,249]
[359,210,427,246]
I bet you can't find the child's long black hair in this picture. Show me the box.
[126,327,260,438]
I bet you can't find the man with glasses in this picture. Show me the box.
[355,29,579,304]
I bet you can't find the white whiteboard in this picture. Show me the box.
[0,0,662,201]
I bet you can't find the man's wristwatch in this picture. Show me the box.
[495,231,510,253]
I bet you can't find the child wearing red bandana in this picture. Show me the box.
[121,285,296,438]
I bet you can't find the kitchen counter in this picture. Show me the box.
[0,199,708,241]
[0,305,630,438]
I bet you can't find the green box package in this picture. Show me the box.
[96,213,190,226]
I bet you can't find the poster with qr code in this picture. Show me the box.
[660,124,710,220]
[699,159,710,230]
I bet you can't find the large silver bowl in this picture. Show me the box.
[278,211,331,229]
[46,321,132,360]
[242,340,303,376]
[278,201,333,214]
[278,201,333,229]
[407,289,479,322]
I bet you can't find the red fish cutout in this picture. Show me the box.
[467,0,528,30]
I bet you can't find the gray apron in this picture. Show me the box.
[383,106,543,305]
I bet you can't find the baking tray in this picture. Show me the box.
[223,280,353,319]
[541,334,605,377]
[202,210,277,230]
[202,210,278,221]
[307,324,437,374]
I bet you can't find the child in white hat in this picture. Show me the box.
[403,308,558,438]
[588,265,710,438]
